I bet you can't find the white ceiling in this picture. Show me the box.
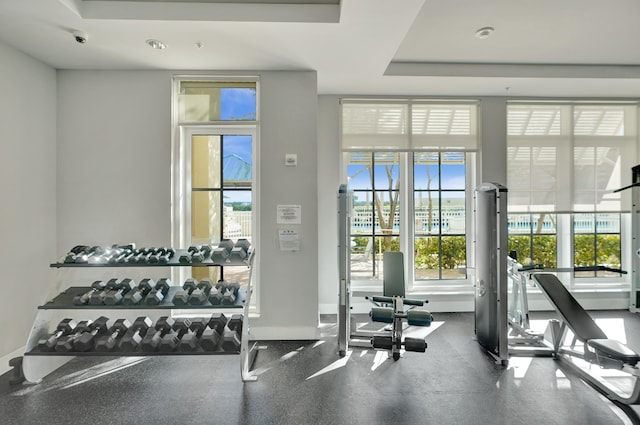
[2,0,640,97]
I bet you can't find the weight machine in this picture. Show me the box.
[337,185,433,360]
[474,183,555,365]
[613,164,640,313]
[474,182,640,404]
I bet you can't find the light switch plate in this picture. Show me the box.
[285,154,297,166]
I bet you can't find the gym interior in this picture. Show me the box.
[3,2,640,424]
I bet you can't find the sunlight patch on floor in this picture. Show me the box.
[306,350,352,380]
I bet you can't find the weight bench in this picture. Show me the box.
[533,273,640,404]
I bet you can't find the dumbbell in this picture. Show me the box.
[157,317,181,352]
[118,316,153,352]
[200,313,228,351]
[126,248,144,264]
[87,246,115,264]
[189,278,213,305]
[54,320,93,352]
[139,316,174,352]
[64,245,101,263]
[211,239,235,263]
[179,249,193,264]
[172,279,199,306]
[115,248,133,263]
[189,318,209,337]
[89,278,119,305]
[122,278,156,305]
[115,243,136,251]
[201,245,212,260]
[103,278,136,305]
[74,316,113,352]
[149,247,169,263]
[221,280,241,305]
[174,318,202,352]
[178,318,209,351]
[221,314,243,352]
[36,318,77,352]
[208,280,225,305]
[73,280,106,305]
[94,319,132,352]
[126,248,145,264]
[209,280,240,306]
[123,248,143,264]
[190,245,211,263]
[63,245,91,263]
[74,246,103,263]
[144,278,172,305]
[95,247,122,264]
[157,247,176,264]
[139,328,161,352]
[208,280,238,305]
[229,239,251,262]
[137,248,157,264]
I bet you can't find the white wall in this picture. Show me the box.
[56,70,319,340]
[317,96,341,314]
[479,97,507,185]
[57,71,173,250]
[257,71,319,338]
[0,42,57,365]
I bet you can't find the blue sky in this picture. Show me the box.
[220,88,256,120]
[224,135,252,165]
[223,135,252,204]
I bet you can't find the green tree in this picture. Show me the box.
[441,236,466,269]
[350,156,399,252]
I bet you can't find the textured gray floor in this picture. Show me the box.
[2,311,640,425]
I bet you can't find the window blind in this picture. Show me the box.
[507,103,638,213]
[341,100,478,151]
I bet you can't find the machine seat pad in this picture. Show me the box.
[588,339,640,364]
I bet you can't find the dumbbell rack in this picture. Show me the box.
[22,247,259,383]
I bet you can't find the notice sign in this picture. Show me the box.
[278,229,300,251]
[277,204,301,224]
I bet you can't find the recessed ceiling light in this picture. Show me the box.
[475,27,494,40]
[146,39,166,50]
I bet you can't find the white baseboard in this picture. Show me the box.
[0,346,25,377]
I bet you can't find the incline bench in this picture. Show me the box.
[533,273,640,404]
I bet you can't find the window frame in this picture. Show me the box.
[171,75,260,312]
[343,150,477,294]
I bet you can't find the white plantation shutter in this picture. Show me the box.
[507,103,638,213]
[341,100,478,151]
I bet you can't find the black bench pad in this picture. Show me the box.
[588,339,640,364]
[533,273,607,341]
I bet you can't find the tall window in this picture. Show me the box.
[414,152,466,280]
[507,213,557,268]
[172,77,258,286]
[190,134,253,281]
[507,102,636,285]
[341,100,478,288]
[347,152,400,279]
